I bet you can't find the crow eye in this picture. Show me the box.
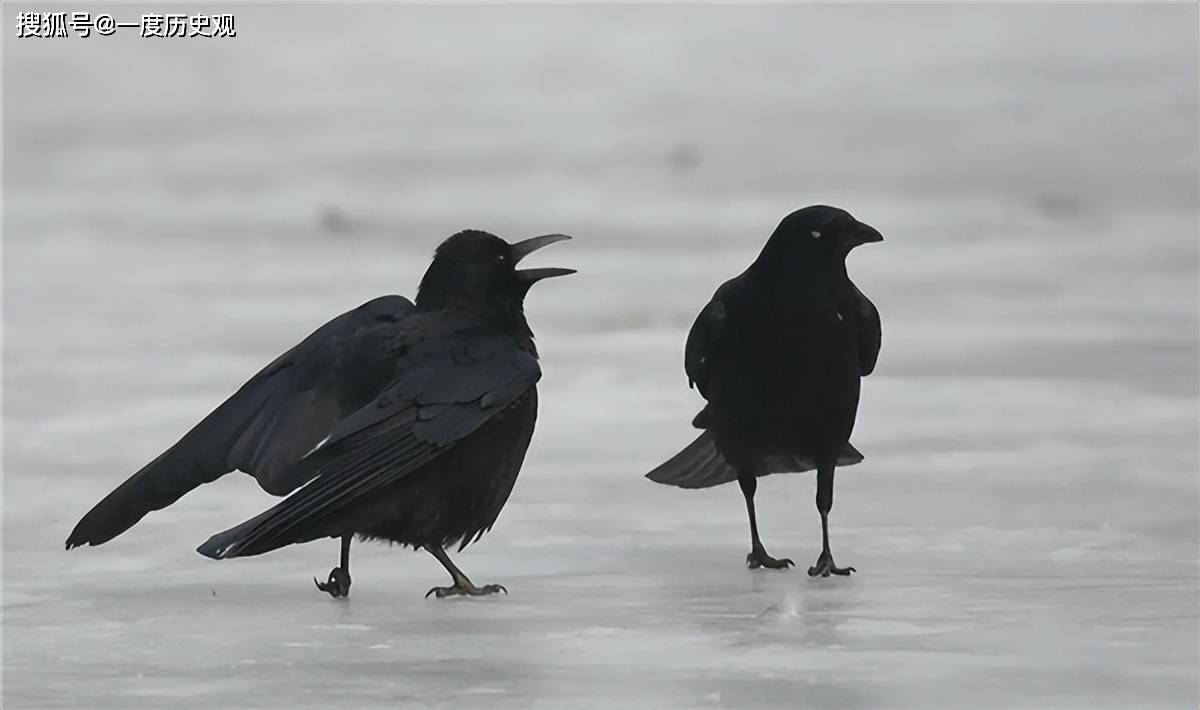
[811,231,821,239]
[496,254,508,263]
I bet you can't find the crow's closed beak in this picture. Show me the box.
[855,222,884,244]
[511,234,575,283]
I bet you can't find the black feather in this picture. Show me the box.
[65,295,414,548]
[646,432,865,489]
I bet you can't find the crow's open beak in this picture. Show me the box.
[511,234,575,283]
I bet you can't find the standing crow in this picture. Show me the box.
[66,230,573,598]
[646,206,882,577]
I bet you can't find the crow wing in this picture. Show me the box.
[197,319,541,559]
[848,282,881,376]
[227,295,417,494]
[65,295,415,548]
[684,280,736,399]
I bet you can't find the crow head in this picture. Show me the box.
[417,230,574,319]
[757,205,883,267]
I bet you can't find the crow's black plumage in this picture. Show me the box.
[647,206,882,576]
[67,230,573,599]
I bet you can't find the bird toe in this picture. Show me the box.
[747,548,794,570]
[807,553,855,578]
[315,568,351,598]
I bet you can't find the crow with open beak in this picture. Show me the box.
[69,230,573,599]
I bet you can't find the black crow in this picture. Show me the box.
[67,230,573,598]
[646,206,882,577]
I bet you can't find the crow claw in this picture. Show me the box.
[807,551,855,577]
[746,548,794,570]
[314,567,351,598]
[425,582,508,599]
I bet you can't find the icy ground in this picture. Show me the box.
[4,5,1198,709]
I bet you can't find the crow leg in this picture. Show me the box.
[314,535,353,598]
[808,465,855,577]
[424,545,507,599]
[739,472,793,569]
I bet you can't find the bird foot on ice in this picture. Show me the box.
[425,582,507,599]
[807,550,855,577]
[314,567,351,598]
[746,547,794,570]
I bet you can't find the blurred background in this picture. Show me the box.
[4,4,1198,709]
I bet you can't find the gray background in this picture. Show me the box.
[5,4,1198,709]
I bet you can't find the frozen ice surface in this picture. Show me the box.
[4,5,1198,709]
